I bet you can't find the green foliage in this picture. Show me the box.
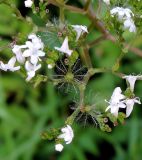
[0,0,142,160]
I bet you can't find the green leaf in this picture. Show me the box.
[31,13,46,27]
[37,31,61,50]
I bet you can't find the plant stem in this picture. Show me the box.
[88,35,106,48]
[80,47,92,68]
[84,0,91,11]
[59,6,65,24]
[65,66,125,125]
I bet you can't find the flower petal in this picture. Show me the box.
[8,57,16,67]
[23,49,32,57]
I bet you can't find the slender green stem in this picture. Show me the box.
[80,47,92,68]
[48,0,86,14]
[88,35,106,48]
[59,6,65,23]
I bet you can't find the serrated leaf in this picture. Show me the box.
[37,31,61,49]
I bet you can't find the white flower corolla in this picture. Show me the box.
[103,0,110,5]
[24,0,33,8]
[12,45,26,64]
[105,87,126,117]
[110,7,134,21]
[110,7,136,32]
[55,37,73,56]
[124,19,136,32]
[71,25,88,41]
[28,34,44,50]
[58,125,74,144]
[0,57,20,72]
[123,75,142,92]
[108,87,125,103]
[55,144,64,152]
[25,61,41,81]
[23,34,45,65]
[124,97,141,117]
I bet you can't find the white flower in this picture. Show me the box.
[23,34,45,65]
[28,34,44,49]
[12,45,26,64]
[123,75,142,92]
[71,25,88,41]
[103,0,110,5]
[105,87,126,117]
[55,37,73,56]
[24,0,33,8]
[25,61,41,81]
[110,7,136,32]
[110,7,134,21]
[58,125,74,144]
[124,97,141,117]
[124,19,136,32]
[55,144,64,152]
[108,87,125,103]
[0,57,20,72]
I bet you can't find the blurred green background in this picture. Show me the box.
[0,0,142,160]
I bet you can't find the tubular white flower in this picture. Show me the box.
[55,37,73,56]
[108,87,125,103]
[0,57,20,72]
[58,125,74,144]
[124,19,136,33]
[55,144,64,152]
[12,45,26,64]
[124,97,141,117]
[71,25,88,41]
[24,0,33,8]
[23,34,45,65]
[105,102,126,117]
[103,0,110,5]
[105,87,126,117]
[25,61,41,81]
[123,75,142,92]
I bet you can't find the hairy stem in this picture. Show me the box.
[65,66,125,125]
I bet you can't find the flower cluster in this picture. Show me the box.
[0,34,45,81]
[105,75,142,117]
[110,7,136,32]
[55,125,74,152]
[0,24,88,83]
